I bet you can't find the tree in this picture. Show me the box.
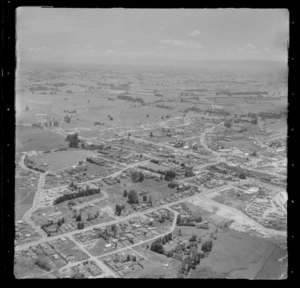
[123,190,128,197]
[76,214,81,222]
[35,258,51,271]
[71,272,85,279]
[131,171,144,183]
[189,234,197,242]
[65,133,79,148]
[176,214,182,225]
[166,250,174,258]
[115,204,123,216]
[165,170,176,181]
[201,239,213,253]
[77,222,84,230]
[128,190,139,204]
[150,239,164,254]
[239,172,246,179]
[111,224,117,232]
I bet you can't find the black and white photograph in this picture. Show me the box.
[13,8,288,279]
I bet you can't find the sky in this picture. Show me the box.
[17,8,289,66]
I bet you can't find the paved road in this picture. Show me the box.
[15,186,212,252]
[17,117,287,278]
[16,179,286,253]
[20,155,48,237]
[95,210,178,260]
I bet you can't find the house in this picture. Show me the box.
[53,254,60,260]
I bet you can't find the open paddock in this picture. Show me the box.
[16,126,69,153]
[188,230,286,279]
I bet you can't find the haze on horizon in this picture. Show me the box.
[17,8,289,67]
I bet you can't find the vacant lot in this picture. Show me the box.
[132,244,182,278]
[188,230,286,279]
[210,188,253,211]
[16,126,68,152]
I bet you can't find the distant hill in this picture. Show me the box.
[21,58,288,74]
[172,59,288,71]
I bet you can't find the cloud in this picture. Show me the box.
[263,47,271,53]
[159,39,202,49]
[245,43,256,49]
[187,30,200,37]
[243,43,260,54]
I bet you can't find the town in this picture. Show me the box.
[14,8,288,279]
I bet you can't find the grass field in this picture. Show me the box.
[106,177,178,207]
[188,230,286,279]
[28,149,97,171]
[173,224,215,239]
[16,126,68,152]
[14,255,55,279]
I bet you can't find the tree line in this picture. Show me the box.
[53,187,101,205]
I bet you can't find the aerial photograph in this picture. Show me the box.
[14,8,288,279]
